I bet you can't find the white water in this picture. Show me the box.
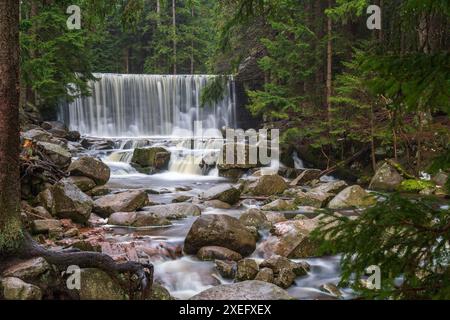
[58,74,237,137]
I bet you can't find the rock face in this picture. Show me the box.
[107,211,172,227]
[197,246,242,261]
[184,214,257,256]
[68,157,111,185]
[258,219,320,259]
[37,141,72,169]
[239,209,271,230]
[190,280,293,300]
[66,176,96,192]
[290,169,322,186]
[369,163,404,191]
[78,268,127,300]
[1,277,42,300]
[249,175,288,196]
[37,180,93,224]
[31,219,63,235]
[262,199,296,211]
[93,190,149,218]
[140,203,201,220]
[2,257,52,280]
[328,185,377,209]
[309,180,348,194]
[201,184,241,205]
[131,147,171,173]
[215,260,237,279]
[294,191,334,208]
[236,259,259,281]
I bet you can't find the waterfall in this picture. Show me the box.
[58,73,237,137]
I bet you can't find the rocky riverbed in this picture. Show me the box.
[2,121,448,300]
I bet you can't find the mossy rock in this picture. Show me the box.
[398,179,436,193]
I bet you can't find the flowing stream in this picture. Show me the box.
[59,74,348,300]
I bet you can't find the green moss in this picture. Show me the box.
[0,217,24,253]
[398,179,436,193]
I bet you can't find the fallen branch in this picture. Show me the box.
[318,146,370,178]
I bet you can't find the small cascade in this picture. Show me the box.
[58,73,237,137]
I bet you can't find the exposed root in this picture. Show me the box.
[5,234,153,300]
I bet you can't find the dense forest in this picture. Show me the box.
[0,0,449,302]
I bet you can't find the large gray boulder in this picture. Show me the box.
[68,157,111,185]
[1,277,42,300]
[37,180,93,224]
[78,268,127,300]
[197,246,242,261]
[190,281,293,300]
[107,211,172,227]
[184,214,257,256]
[309,180,348,194]
[369,163,404,191]
[239,209,271,230]
[131,147,171,173]
[37,141,71,169]
[328,185,377,209]
[93,190,149,218]
[201,184,241,205]
[66,176,96,192]
[248,175,288,196]
[139,203,201,220]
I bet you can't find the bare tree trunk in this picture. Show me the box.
[326,0,333,125]
[190,6,194,75]
[370,105,377,172]
[156,0,160,27]
[172,0,177,75]
[0,0,23,252]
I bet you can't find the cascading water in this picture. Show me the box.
[58,73,237,137]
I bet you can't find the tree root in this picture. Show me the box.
[5,233,153,300]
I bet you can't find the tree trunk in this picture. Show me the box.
[172,0,177,75]
[0,0,23,252]
[326,0,333,125]
[190,6,194,75]
[156,0,160,27]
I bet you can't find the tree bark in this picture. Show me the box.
[0,0,23,252]
[172,0,177,75]
[326,0,333,125]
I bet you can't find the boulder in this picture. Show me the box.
[1,277,42,300]
[66,176,96,192]
[201,184,241,205]
[398,179,436,193]
[68,157,111,185]
[204,200,231,209]
[215,260,237,279]
[131,147,171,171]
[239,209,271,230]
[93,190,149,218]
[139,203,201,220]
[320,283,343,299]
[369,162,404,191]
[255,268,275,283]
[264,212,287,224]
[290,169,322,186]
[197,246,242,261]
[37,180,93,224]
[78,268,127,300]
[190,280,293,300]
[22,128,52,143]
[261,199,296,211]
[433,172,449,187]
[260,255,310,276]
[148,283,174,300]
[37,141,71,169]
[248,175,288,196]
[66,130,81,142]
[309,180,348,194]
[184,214,257,256]
[107,211,172,227]
[258,219,320,259]
[236,259,259,281]
[294,191,334,208]
[172,195,192,203]
[31,219,63,235]
[328,185,377,209]
[87,185,111,197]
[2,257,51,280]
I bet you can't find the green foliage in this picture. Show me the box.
[312,194,450,299]
[398,179,436,192]
[200,75,228,107]
[20,1,97,108]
